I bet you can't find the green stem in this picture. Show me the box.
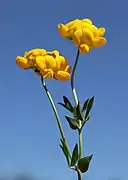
[77,170,82,180]
[71,48,80,106]
[41,77,71,159]
[71,49,83,180]
[79,129,82,159]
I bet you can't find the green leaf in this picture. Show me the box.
[58,102,68,110]
[76,102,85,121]
[60,139,70,165]
[85,97,94,120]
[73,107,77,117]
[78,155,93,173]
[70,144,79,166]
[82,98,89,112]
[58,96,73,113]
[65,116,80,130]
[63,96,74,113]
[60,145,69,165]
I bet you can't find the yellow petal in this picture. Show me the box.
[44,55,56,70]
[65,19,80,29]
[72,29,82,45]
[80,23,97,36]
[58,24,70,38]
[79,44,90,54]
[16,56,32,69]
[90,25,98,36]
[55,56,62,70]
[59,56,68,70]
[82,28,94,44]
[52,50,60,57]
[25,48,46,59]
[82,18,92,25]
[93,37,107,48]
[41,69,54,79]
[35,56,46,71]
[24,52,28,58]
[68,21,81,32]
[55,55,68,71]
[97,28,106,36]
[54,71,70,81]
[48,50,60,59]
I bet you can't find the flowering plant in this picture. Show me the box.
[16,18,107,180]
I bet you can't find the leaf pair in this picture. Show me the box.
[59,96,84,130]
[65,102,85,130]
[70,144,93,173]
[59,96,94,131]
[59,96,80,130]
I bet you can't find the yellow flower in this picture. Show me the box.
[16,49,71,81]
[35,50,71,81]
[58,18,107,53]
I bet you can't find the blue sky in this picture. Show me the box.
[0,0,128,179]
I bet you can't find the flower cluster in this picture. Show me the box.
[16,18,107,80]
[16,48,71,81]
[58,18,107,53]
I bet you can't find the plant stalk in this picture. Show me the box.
[41,77,71,159]
[71,48,80,105]
[71,49,83,180]
[77,170,82,180]
[79,129,82,159]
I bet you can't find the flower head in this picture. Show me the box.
[16,48,71,81]
[58,18,107,53]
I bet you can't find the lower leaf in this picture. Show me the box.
[78,155,93,173]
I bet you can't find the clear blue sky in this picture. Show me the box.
[0,0,128,180]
